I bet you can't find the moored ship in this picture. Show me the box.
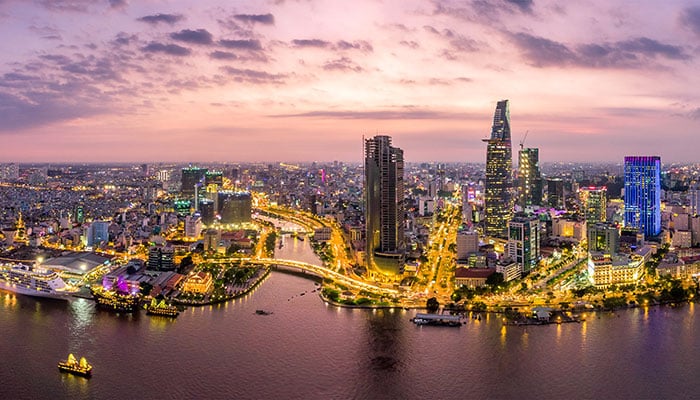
[58,353,92,377]
[91,275,142,313]
[0,263,74,300]
[145,298,180,317]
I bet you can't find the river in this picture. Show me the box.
[2,235,700,399]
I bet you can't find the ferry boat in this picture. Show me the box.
[91,276,142,313]
[411,313,462,327]
[58,353,92,377]
[145,298,180,317]
[0,264,74,300]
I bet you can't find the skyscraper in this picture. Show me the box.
[580,186,607,224]
[624,156,661,237]
[483,100,514,238]
[690,183,700,216]
[365,135,405,276]
[546,178,565,210]
[518,147,542,207]
[181,167,207,196]
[507,213,540,275]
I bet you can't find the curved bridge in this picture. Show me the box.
[208,257,399,296]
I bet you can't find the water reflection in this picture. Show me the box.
[60,370,90,396]
[361,309,408,399]
[3,292,17,308]
[69,299,95,346]
[500,325,507,348]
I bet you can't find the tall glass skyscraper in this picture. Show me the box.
[580,186,607,224]
[365,135,405,276]
[518,147,542,207]
[483,100,513,238]
[624,156,661,237]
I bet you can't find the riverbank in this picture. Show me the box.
[174,266,271,307]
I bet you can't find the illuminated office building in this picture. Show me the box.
[507,213,540,275]
[624,156,661,237]
[580,186,607,224]
[588,222,619,254]
[483,100,514,238]
[365,135,405,276]
[218,191,252,224]
[518,148,542,207]
[181,167,207,196]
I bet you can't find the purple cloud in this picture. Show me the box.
[323,57,363,72]
[142,42,191,56]
[508,31,689,68]
[680,6,700,37]
[170,29,214,45]
[233,13,275,25]
[503,0,534,14]
[221,66,287,84]
[292,39,331,48]
[219,39,263,50]
[210,51,238,60]
[336,40,373,52]
[137,13,184,25]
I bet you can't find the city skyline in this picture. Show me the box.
[0,1,699,162]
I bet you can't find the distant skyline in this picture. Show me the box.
[0,0,699,163]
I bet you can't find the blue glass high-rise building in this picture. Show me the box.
[624,156,661,237]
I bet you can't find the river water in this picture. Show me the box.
[2,235,700,399]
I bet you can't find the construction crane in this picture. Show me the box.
[519,130,529,150]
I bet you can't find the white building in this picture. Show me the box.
[185,215,203,238]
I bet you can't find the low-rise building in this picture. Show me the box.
[454,267,495,289]
[588,252,645,288]
[314,226,332,242]
[495,259,521,282]
[181,271,213,294]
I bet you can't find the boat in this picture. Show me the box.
[91,276,142,313]
[58,353,92,377]
[411,313,462,327]
[146,298,180,317]
[255,309,273,315]
[0,264,74,300]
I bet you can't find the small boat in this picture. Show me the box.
[58,354,92,377]
[255,309,272,315]
[145,299,180,318]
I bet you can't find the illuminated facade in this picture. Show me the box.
[518,148,542,207]
[364,135,405,276]
[587,222,619,254]
[580,186,607,224]
[624,156,661,237]
[483,100,514,238]
[86,221,109,247]
[181,167,207,196]
[690,183,700,216]
[181,271,213,294]
[218,191,252,224]
[507,213,540,275]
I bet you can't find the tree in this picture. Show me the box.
[486,272,504,287]
[426,297,440,312]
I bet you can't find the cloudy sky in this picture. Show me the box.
[0,0,699,163]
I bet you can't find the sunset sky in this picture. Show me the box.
[0,0,699,163]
